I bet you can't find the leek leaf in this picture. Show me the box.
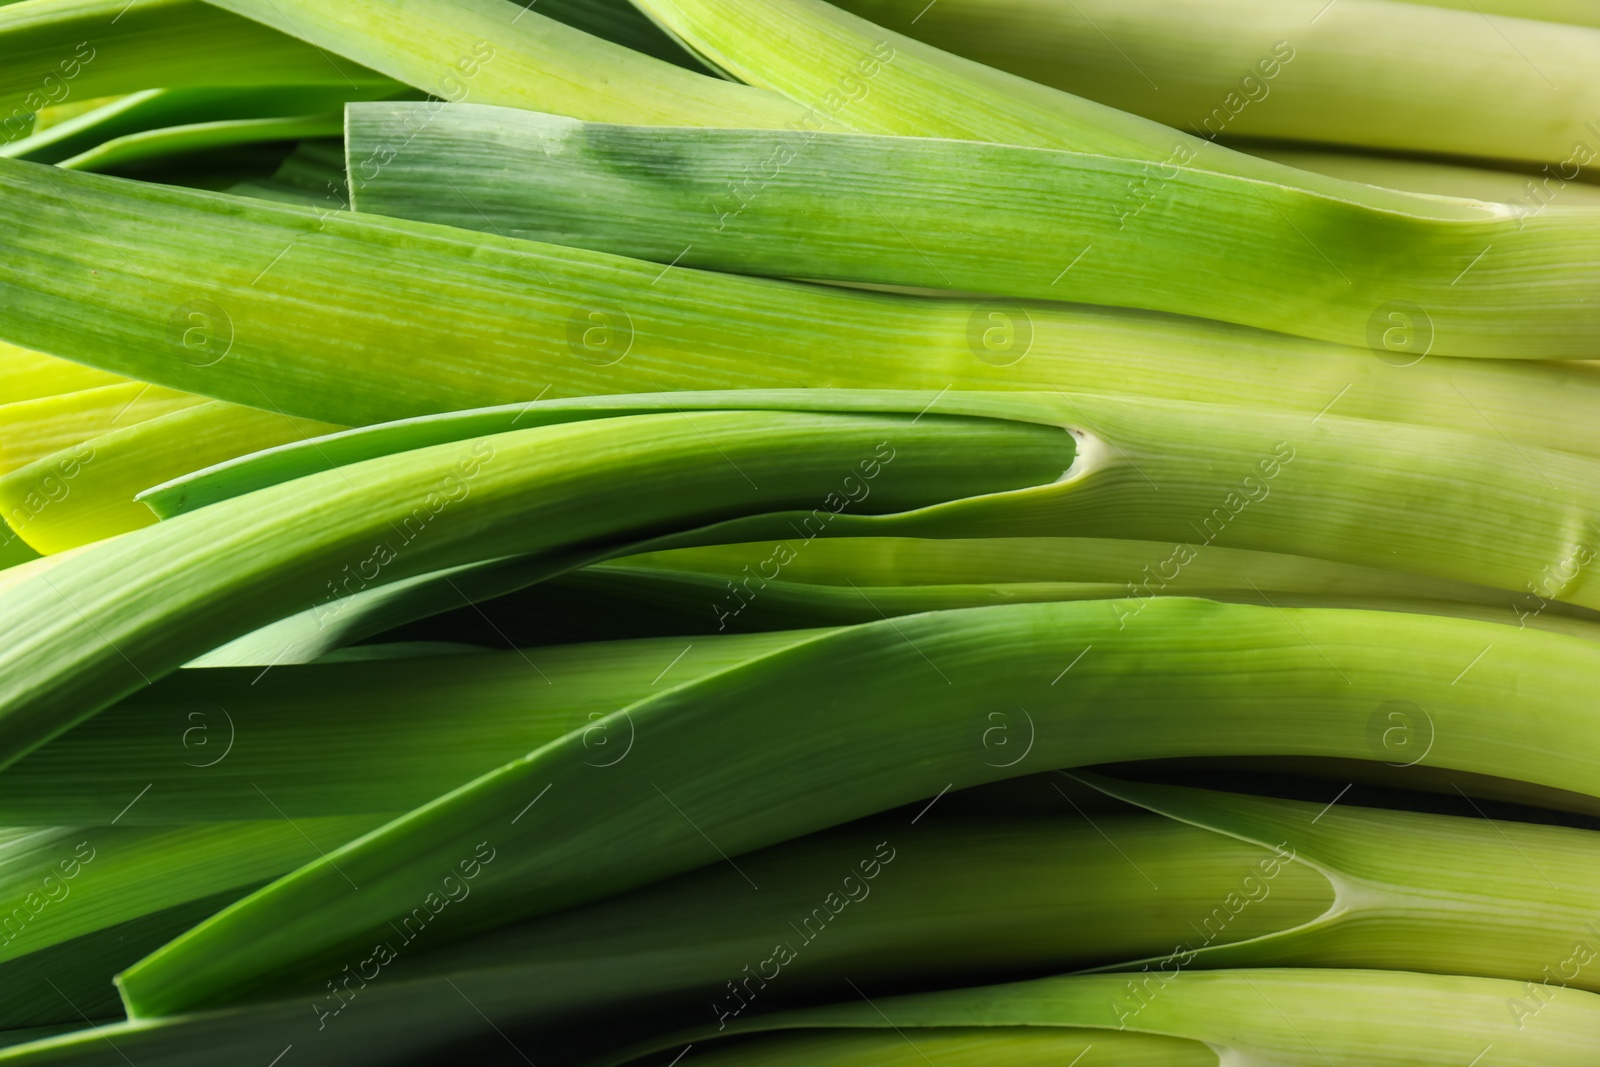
[6,157,1600,449]
[346,104,1600,358]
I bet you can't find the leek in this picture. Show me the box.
[346,103,1600,357]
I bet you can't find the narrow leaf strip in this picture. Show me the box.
[131,389,1600,618]
[1247,144,1600,205]
[1,85,404,165]
[628,0,1431,204]
[56,114,344,172]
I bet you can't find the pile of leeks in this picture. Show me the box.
[0,0,1599,1063]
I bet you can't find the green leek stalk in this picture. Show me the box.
[832,0,1600,167]
[52,114,344,173]
[0,531,37,571]
[8,157,1600,454]
[616,968,1600,1066]
[626,0,1387,193]
[113,594,1600,1017]
[119,390,1600,616]
[0,403,1067,771]
[345,104,1600,358]
[225,137,346,207]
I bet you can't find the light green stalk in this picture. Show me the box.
[832,0,1600,167]
[1080,775,1600,989]
[0,344,123,405]
[627,0,1431,201]
[8,781,1600,1061]
[114,594,1600,1016]
[126,390,1600,617]
[0,383,203,475]
[7,157,1600,449]
[1246,145,1600,205]
[346,104,1600,358]
[617,968,1600,1066]
[0,401,338,552]
[490,544,1600,642]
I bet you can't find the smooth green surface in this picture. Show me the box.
[629,0,1429,204]
[348,105,1599,358]
[659,1029,1201,1067]
[128,390,1600,624]
[0,344,123,405]
[468,555,1600,643]
[1085,776,1600,985]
